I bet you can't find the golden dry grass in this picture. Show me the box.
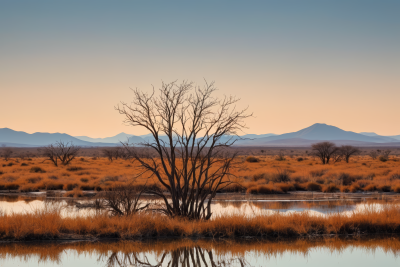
[1,205,400,240]
[0,155,400,194]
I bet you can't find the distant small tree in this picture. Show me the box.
[40,144,60,166]
[275,150,286,161]
[339,145,361,163]
[57,141,80,165]
[39,141,80,166]
[102,148,115,162]
[102,147,125,162]
[379,150,392,162]
[331,149,343,163]
[368,150,379,160]
[1,147,13,161]
[311,142,338,164]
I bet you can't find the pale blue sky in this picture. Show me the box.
[0,1,399,136]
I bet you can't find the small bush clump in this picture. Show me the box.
[246,184,284,194]
[245,156,260,163]
[306,182,322,192]
[309,169,328,178]
[323,183,339,193]
[30,167,46,173]
[67,166,84,172]
[379,156,388,162]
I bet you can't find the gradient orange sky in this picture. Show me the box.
[1,1,399,137]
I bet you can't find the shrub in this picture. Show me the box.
[341,186,350,193]
[297,157,304,162]
[364,184,378,192]
[309,169,328,177]
[67,166,84,171]
[7,163,14,167]
[380,185,391,192]
[390,173,400,180]
[275,182,294,193]
[5,183,19,190]
[0,171,3,175]
[394,185,400,193]
[306,182,322,192]
[27,176,42,183]
[46,182,64,190]
[30,167,46,173]
[103,176,119,182]
[80,178,89,183]
[252,173,267,182]
[246,184,283,194]
[64,183,79,191]
[222,183,244,192]
[245,156,260,163]
[48,175,58,180]
[274,169,291,182]
[323,183,339,193]
[80,185,95,191]
[379,156,388,162]
[337,173,355,186]
[293,176,308,183]
[293,183,306,191]
[21,163,29,166]
[275,153,286,161]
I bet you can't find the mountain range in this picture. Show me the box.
[1,124,400,147]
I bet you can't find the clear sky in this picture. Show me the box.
[1,1,399,137]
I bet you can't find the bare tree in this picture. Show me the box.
[1,147,13,161]
[39,141,80,166]
[39,144,60,166]
[339,145,361,163]
[116,80,250,220]
[381,149,392,160]
[368,150,379,160]
[331,149,343,163]
[311,142,338,164]
[57,141,80,165]
[102,148,115,162]
[102,147,125,162]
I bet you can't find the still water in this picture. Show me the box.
[0,238,399,266]
[1,194,399,217]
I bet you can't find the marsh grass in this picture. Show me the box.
[1,204,400,240]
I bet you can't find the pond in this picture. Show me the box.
[1,193,400,218]
[0,237,399,267]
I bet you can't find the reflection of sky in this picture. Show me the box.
[0,200,94,218]
[0,246,399,267]
[211,201,397,217]
[0,199,398,218]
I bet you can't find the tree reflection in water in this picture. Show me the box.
[102,246,251,267]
